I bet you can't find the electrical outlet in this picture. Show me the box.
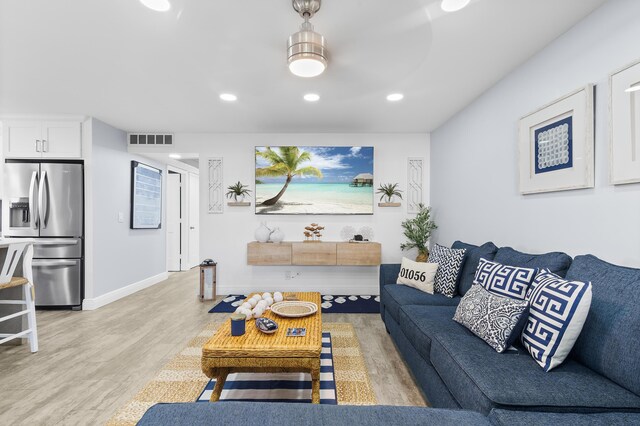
[285,271,292,280]
[118,212,125,223]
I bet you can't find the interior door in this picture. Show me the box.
[188,172,200,268]
[167,173,182,271]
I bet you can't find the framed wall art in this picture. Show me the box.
[130,161,163,229]
[518,85,594,194]
[610,59,640,185]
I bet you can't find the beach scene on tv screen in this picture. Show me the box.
[255,146,374,215]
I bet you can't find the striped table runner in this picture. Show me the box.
[197,332,337,404]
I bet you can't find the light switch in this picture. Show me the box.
[118,212,125,223]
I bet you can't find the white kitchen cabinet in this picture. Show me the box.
[2,120,82,159]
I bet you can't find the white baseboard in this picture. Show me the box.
[82,271,169,310]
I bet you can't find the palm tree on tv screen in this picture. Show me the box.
[256,146,323,206]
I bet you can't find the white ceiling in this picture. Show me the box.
[0,0,607,134]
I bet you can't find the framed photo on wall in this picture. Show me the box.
[518,85,595,194]
[610,59,640,185]
[131,161,163,229]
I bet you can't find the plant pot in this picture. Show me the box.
[416,250,429,263]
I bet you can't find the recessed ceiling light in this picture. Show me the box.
[169,153,182,159]
[304,93,320,102]
[140,0,171,12]
[625,84,640,93]
[219,93,237,102]
[441,0,471,12]
[386,93,404,102]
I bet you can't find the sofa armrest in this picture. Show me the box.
[379,264,401,295]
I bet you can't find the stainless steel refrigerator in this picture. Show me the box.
[2,161,83,308]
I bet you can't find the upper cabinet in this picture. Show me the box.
[2,119,82,159]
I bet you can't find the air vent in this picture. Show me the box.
[128,133,173,146]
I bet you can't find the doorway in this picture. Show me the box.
[167,172,182,272]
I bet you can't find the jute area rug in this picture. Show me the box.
[107,322,377,426]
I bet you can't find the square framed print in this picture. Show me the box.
[610,59,640,185]
[518,85,594,194]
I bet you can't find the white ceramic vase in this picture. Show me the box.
[255,222,271,243]
[270,227,285,243]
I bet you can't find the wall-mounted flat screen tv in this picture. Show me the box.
[255,146,374,215]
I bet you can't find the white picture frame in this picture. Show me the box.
[518,85,594,194]
[610,59,640,185]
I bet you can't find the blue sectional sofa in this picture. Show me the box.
[138,241,640,425]
[379,241,640,416]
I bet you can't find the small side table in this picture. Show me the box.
[199,262,217,302]
[0,239,38,353]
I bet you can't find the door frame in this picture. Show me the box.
[165,165,198,272]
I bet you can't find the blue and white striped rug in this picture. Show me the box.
[196,333,337,404]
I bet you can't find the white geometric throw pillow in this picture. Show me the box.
[397,257,438,294]
[427,244,466,298]
[521,270,592,372]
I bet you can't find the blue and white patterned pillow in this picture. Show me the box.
[521,270,592,372]
[473,258,537,300]
[427,244,466,298]
[453,284,529,353]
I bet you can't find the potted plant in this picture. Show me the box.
[226,181,252,202]
[377,183,403,206]
[400,204,437,262]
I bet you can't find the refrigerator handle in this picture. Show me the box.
[38,170,48,228]
[28,171,39,229]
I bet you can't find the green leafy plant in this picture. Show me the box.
[376,183,403,203]
[400,204,437,262]
[226,181,252,201]
[256,147,323,206]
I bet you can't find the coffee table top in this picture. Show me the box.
[202,292,322,358]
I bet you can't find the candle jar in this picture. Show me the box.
[231,313,246,336]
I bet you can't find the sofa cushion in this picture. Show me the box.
[488,409,640,426]
[474,258,537,300]
[522,270,592,372]
[381,284,460,323]
[494,247,572,277]
[454,285,529,353]
[398,305,466,361]
[452,241,499,296]
[139,402,491,426]
[428,244,467,297]
[429,332,640,415]
[565,255,640,396]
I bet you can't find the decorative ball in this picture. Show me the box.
[240,308,253,320]
[241,302,252,310]
[264,296,274,306]
[248,299,258,308]
[262,292,272,300]
[273,292,284,302]
[256,300,267,309]
[251,306,264,318]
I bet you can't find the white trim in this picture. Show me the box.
[82,271,168,310]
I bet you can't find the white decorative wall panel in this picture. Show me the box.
[407,158,424,213]
[208,158,223,214]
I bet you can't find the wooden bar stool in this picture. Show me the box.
[0,239,38,353]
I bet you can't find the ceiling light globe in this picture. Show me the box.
[169,153,182,159]
[140,0,171,12]
[288,28,328,78]
[387,93,404,102]
[441,0,471,12]
[304,93,320,102]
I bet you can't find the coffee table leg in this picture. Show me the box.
[311,361,321,404]
[209,369,229,402]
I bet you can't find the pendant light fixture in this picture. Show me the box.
[288,0,328,78]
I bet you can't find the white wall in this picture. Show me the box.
[85,118,167,307]
[430,0,640,267]
[172,133,430,295]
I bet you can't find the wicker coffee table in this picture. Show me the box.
[202,292,322,403]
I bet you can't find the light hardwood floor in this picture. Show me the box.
[0,269,426,425]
